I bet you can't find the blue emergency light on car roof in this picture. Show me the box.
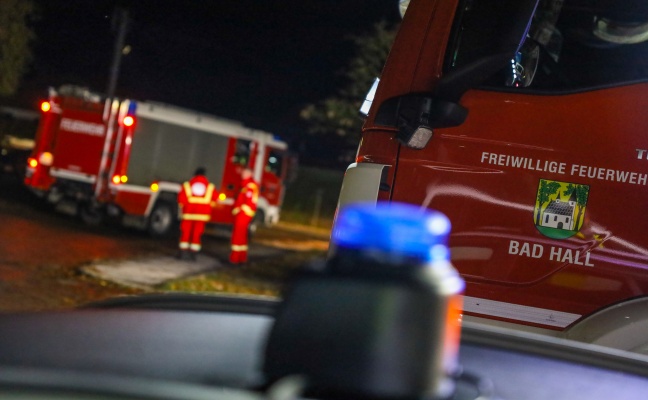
[332,202,451,263]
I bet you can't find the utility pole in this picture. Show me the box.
[96,7,129,200]
[106,7,129,101]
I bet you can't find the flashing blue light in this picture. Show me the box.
[332,202,451,262]
[128,101,137,115]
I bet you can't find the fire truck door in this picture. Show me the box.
[389,0,648,291]
[214,138,253,224]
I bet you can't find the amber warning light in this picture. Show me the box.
[112,175,128,184]
[40,102,51,112]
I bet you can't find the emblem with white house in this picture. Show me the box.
[534,179,589,240]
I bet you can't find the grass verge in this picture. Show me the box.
[157,249,325,298]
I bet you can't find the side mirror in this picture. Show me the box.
[374,95,468,149]
[375,0,539,150]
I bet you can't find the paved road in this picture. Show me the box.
[0,174,328,311]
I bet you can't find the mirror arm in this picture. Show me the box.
[434,52,515,102]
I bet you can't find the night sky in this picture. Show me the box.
[17,0,401,154]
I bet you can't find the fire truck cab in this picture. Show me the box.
[336,0,648,352]
[26,85,291,236]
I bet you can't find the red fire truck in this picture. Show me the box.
[334,0,648,352]
[25,85,290,236]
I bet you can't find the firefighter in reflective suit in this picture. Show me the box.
[177,167,217,260]
[230,168,259,265]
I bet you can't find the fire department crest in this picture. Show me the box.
[534,179,589,239]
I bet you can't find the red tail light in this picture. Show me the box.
[40,102,51,112]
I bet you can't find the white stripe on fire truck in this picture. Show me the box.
[156,182,182,192]
[462,296,581,328]
[50,168,96,183]
[111,184,155,194]
[110,182,182,194]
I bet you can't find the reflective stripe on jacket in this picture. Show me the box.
[232,179,259,217]
[178,175,217,221]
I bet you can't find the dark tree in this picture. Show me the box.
[566,183,589,229]
[300,21,397,146]
[0,0,36,96]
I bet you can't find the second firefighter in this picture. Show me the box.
[230,168,259,265]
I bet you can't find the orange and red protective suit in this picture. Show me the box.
[229,177,259,264]
[177,174,217,254]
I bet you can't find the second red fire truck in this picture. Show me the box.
[25,85,290,236]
